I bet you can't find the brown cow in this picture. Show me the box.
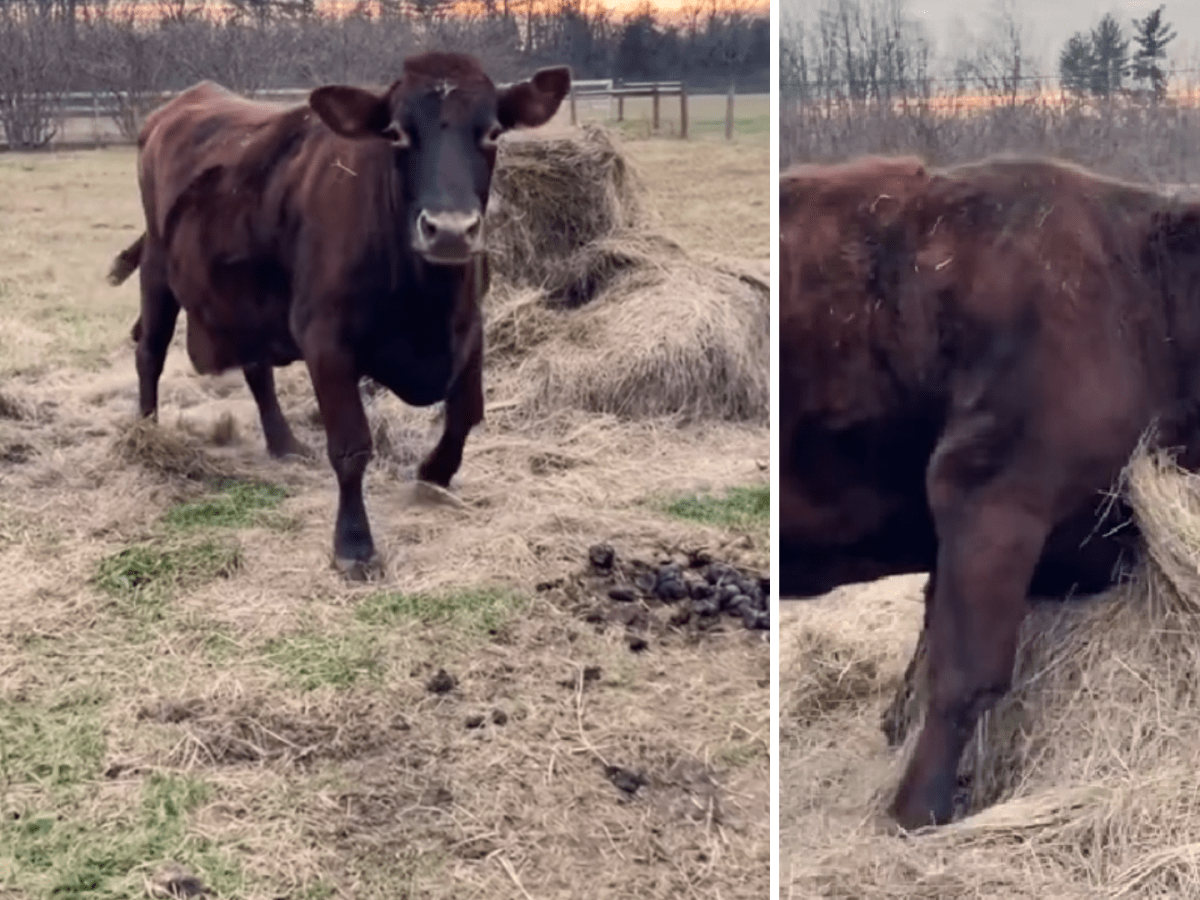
[780,152,1200,829]
[108,52,570,579]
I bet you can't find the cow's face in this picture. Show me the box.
[309,54,571,266]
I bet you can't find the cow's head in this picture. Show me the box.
[309,52,571,266]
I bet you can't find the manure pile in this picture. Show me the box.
[483,124,769,425]
[784,443,1200,899]
[550,542,770,640]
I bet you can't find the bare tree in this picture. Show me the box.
[953,0,1033,106]
[0,4,69,148]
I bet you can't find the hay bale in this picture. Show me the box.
[483,124,768,424]
[861,441,1200,895]
[503,258,768,423]
[487,123,641,303]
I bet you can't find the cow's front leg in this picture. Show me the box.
[417,328,483,488]
[890,428,1052,829]
[305,341,379,580]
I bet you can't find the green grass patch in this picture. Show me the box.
[661,484,769,533]
[261,633,384,691]
[0,771,245,899]
[164,479,290,531]
[94,538,243,611]
[0,703,107,789]
[355,586,528,634]
[95,540,243,602]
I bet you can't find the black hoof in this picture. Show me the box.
[334,552,384,582]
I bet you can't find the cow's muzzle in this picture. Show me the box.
[413,209,484,265]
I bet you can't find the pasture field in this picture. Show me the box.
[0,127,768,898]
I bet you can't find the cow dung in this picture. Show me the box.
[866,440,1200,894]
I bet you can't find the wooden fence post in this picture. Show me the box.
[725,80,735,140]
[652,84,659,131]
[617,94,624,121]
[569,85,577,125]
[680,83,688,139]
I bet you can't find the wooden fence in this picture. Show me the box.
[7,78,743,147]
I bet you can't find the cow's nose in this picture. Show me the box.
[414,209,484,263]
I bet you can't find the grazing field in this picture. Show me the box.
[0,125,768,899]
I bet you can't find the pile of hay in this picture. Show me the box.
[110,417,232,483]
[487,123,642,302]
[794,442,1200,897]
[483,124,768,424]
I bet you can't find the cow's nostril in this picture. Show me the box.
[466,216,482,240]
[418,212,437,241]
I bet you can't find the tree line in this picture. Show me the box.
[783,0,1183,106]
[1058,5,1175,100]
[0,0,768,148]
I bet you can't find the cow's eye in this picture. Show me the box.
[382,121,410,148]
[480,123,502,149]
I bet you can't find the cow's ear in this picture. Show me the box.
[497,66,571,131]
[309,85,391,139]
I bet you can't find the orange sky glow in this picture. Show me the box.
[101,0,766,23]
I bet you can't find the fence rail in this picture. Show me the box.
[4,78,745,147]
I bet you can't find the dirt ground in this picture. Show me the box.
[0,128,768,898]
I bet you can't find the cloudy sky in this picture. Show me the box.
[921,1,1197,71]
[785,0,1200,77]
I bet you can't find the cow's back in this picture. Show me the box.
[136,82,311,243]
[779,155,938,427]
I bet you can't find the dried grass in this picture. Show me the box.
[483,125,769,424]
[110,417,233,483]
[0,140,768,900]
[784,441,1200,898]
[488,123,642,298]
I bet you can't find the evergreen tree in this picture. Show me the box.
[1131,4,1176,100]
[1058,31,1093,96]
[1089,13,1129,97]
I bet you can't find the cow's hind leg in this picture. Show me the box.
[417,330,483,488]
[890,437,1053,829]
[243,363,312,460]
[135,248,180,419]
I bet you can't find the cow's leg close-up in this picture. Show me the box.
[417,334,484,488]
[304,341,378,579]
[135,248,180,420]
[890,450,1052,828]
[243,363,311,460]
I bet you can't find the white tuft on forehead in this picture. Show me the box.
[434,79,456,98]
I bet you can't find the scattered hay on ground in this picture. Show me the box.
[110,417,233,482]
[785,442,1200,899]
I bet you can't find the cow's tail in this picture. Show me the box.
[108,233,145,287]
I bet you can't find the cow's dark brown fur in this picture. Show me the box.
[780,153,1200,829]
[109,52,569,578]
